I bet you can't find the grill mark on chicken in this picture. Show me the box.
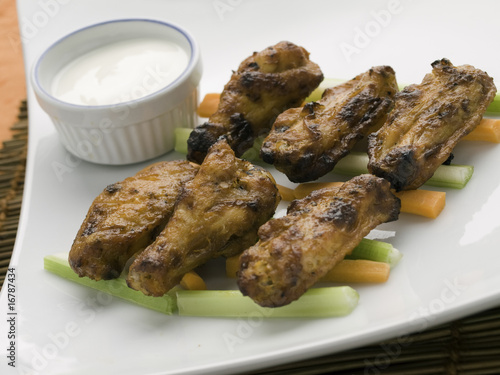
[105,183,121,194]
[187,41,323,164]
[368,58,496,191]
[127,139,280,297]
[260,66,398,183]
[237,174,400,308]
[68,160,199,281]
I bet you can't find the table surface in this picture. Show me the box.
[0,0,26,142]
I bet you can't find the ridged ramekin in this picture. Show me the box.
[31,19,202,165]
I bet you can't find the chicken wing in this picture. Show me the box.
[69,160,200,281]
[127,139,280,296]
[260,66,398,183]
[187,41,323,164]
[237,174,400,307]
[368,58,496,191]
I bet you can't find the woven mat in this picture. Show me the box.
[0,102,499,374]
[0,100,26,287]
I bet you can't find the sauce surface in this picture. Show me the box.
[51,37,189,106]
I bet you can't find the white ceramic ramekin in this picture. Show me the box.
[31,19,202,165]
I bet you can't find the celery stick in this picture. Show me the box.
[175,126,473,188]
[305,78,347,103]
[333,152,474,189]
[240,147,259,161]
[333,152,371,176]
[240,134,266,161]
[485,93,500,115]
[347,238,402,268]
[44,253,177,315]
[174,127,192,155]
[45,253,358,318]
[176,287,359,318]
[306,79,407,103]
[426,164,474,189]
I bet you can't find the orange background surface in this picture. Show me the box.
[0,0,26,142]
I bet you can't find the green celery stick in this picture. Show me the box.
[174,128,473,189]
[347,238,402,268]
[305,78,347,103]
[174,127,192,155]
[44,253,177,315]
[485,93,500,115]
[426,163,474,189]
[333,152,371,176]
[240,134,266,161]
[176,287,359,318]
[333,152,473,189]
[240,147,259,161]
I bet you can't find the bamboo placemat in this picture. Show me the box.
[0,100,26,288]
[247,306,500,374]
[0,101,498,374]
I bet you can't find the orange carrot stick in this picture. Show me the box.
[320,259,390,283]
[180,271,207,290]
[394,189,446,219]
[226,255,240,278]
[226,255,389,284]
[276,184,296,201]
[294,182,446,218]
[463,118,500,143]
[197,93,221,118]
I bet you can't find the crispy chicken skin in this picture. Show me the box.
[127,139,280,296]
[368,59,496,191]
[260,66,398,183]
[237,174,400,308]
[187,41,323,164]
[68,161,200,281]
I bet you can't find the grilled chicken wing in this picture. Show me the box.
[69,161,200,281]
[187,41,323,164]
[127,139,280,296]
[237,174,400,307]
[260,66,398,183]
[368,58,496,191]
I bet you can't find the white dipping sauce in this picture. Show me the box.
[51,38,189,106]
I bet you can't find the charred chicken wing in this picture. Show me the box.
[260,66,398,183]
[368,58,496,191]
[127,139,280,296]
[69,161,200,281]
[187,41,323,164]
[237,174,400,307]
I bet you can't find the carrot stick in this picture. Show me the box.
[197,94,306,119]
[320,259,390,283]
[277,184,296,201]
[294,182,446,218]
[394,189,446,219]
[226,255,240,278]
[463,118,500,143]
[197,93,221,118]
[226,255,389,284]
[180,271,207,290]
